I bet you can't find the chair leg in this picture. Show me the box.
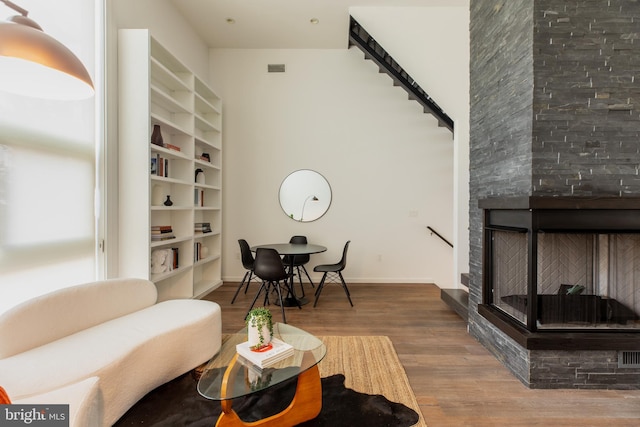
[247,281,268,316]
[231,271,250,304]
[313,273,328,307]
[263,281,273,306]
[243,271,254,294]
[301,265,315,288]
[274,281,287,324]
[338,272,354,307]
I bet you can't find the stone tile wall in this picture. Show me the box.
[469,0,640,388]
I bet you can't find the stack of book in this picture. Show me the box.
[151,225,175,241]
[236,338,294,369]
[194,222,212,233]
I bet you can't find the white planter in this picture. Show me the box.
[247,322,272,349]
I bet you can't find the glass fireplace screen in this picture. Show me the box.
[491,231,640,330]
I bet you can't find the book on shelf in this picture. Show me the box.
[171,247,179,269]
[151,225,174,240]
[152,154,169,178]
[194,222,212,233]
[151,234,175,241]
[165,143,181,152]
[236,338,294,369]
[194,188,205,207]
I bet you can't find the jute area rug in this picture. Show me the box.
[115,335,426,426]
[319,336,426,427]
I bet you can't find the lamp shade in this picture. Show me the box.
[0,21,94,99]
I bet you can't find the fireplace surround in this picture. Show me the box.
[477,197,640,388]
[469,0,640,389]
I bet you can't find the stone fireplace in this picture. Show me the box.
[469,1,640,388]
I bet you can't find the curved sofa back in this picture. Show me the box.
[0,278,158,359]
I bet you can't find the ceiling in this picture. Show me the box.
[170,0,467,49]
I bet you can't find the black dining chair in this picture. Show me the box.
[249,248,301,323]
[231,239,256,304]
[282,235,315,297]
[313,241,353,307]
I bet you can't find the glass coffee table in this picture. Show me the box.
[198,323,326,427]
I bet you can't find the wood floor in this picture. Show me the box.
[204,281,640,426]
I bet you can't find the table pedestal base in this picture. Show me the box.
[216,364,322,427]
[274,296,309,307]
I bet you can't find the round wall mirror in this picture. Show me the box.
[279,170,332,222]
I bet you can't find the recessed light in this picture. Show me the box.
[226,18,235,24]
[310,18,319,24]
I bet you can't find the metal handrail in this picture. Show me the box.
[427,226,453,248]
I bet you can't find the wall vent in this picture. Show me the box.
[618,351,640,368]
[267,64,285,73]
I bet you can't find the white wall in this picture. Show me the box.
[211,48,455,285]
[105,2,470,287]
[351,6,470,288]
[109,0,209,80]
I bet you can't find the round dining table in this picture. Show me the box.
[251,243,327,306]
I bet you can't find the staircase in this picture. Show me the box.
[348,16,454,133]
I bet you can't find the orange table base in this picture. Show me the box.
[215,354,322,427]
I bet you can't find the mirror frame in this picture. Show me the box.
[278,169,332,222]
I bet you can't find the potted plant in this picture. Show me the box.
[246,307,273,351]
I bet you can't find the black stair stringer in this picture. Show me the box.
[348,16,454,133]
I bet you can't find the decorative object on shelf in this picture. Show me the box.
[151,249,172,273]
[200,153,210,162]
[195,168,205,184]
[163,195,173,206]
[0,0,94,99]
[151,124,163,146]
[246,307,273,351]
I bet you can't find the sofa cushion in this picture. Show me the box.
[0,278,158,358]
[0,299,221,426]
[14,377,103,427]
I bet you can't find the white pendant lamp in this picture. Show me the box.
[0,0,94,99]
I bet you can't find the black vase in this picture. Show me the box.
[164,195,173,206]
[151,125,164,146]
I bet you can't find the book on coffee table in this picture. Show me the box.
[236,337,294,369]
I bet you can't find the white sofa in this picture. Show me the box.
[0,278,222,426]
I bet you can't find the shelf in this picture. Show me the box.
[151,113,192,138]
[151,84,191,114]
[118,29,222,302]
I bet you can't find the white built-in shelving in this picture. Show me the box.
[118,29,222,301]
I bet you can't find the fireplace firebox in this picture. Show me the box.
[479,197,640,352]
